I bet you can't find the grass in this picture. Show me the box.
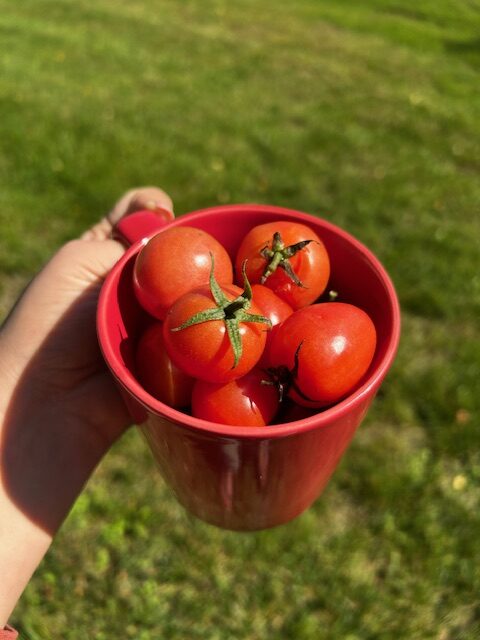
[1,0,479,637]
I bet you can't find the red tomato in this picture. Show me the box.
[192,368,279,426]
[251,284,293,326]
[235,221,330,309]
[251,284,293,367]
[163,283,269,383]
[133,226,233,319]
[268,303,376,407]
[135,322,194,407]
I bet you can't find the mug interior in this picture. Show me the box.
[98,205,400,436]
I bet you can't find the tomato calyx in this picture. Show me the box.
[171,256,271,368]
[260,231,315,287]
[262,341,314,403]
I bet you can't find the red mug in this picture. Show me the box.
[97,204,400,531]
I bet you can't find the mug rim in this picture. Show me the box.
[97,204,401,439]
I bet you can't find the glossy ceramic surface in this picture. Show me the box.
[97,205,401,530]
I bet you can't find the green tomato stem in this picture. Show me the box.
[259,231,314,286]
[171,254,271,368]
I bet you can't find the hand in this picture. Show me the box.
[1,186,173,530]
[0,187,173,626]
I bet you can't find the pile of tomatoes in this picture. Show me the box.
[133,219,377,427]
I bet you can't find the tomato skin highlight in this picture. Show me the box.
[269,303,377,407]
[133,226,233,319]
[135,322,194,407]
[192,368,279,426]
[163,284,268,384]
[235,221,330,309]
[251,284,293,367]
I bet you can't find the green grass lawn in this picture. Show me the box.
[1,0,480,637]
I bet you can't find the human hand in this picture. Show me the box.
[0,187,173,626]
[0,188,172,450]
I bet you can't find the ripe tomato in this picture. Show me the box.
[133,226,233,319]
[163,283,269,383]
[251,284,293,327]
[192,368,279,426]
[251,284,293,367]
[235,221,330,309]
[268,303,376,407]
[135,322,194,407]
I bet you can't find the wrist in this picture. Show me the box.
[0,493,52,628]
[0,330,118,630]
[1,402,108,534]
[0,375,107,626]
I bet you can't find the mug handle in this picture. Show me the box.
[108,207,175,425]
[112,207,175,246]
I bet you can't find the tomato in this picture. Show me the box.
[192,368,279,426]
[268,303,376,407]
[251,284,293,367]
[135,322,194,407]
[163,282,270,384]
[235,221,330,309]
[133,226,233,319]
[251,284,293,327]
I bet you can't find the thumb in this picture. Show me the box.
[1,238,124,352]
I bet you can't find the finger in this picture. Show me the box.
[80,218,113,242]
[78,238,126,281]
[0,238,127,369]
[108,186,174,224]
[51,238,126,285]
[81,186,174,242]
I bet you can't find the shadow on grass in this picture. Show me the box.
[444,36,480,66]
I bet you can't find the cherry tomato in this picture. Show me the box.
[163,283,269,383]
[135,322,194,407]
[134,226,233,319]
[251,284,293,367]
[235,221,330,309]
[192,368,279,426]
[268,302,376,407]
[251,284,293,326]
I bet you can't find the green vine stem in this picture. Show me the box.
[260,231,315,286]
[171,254,271,367]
